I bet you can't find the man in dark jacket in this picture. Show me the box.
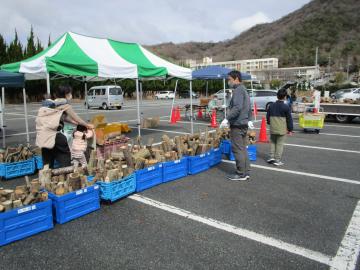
[220,70,252,181]
[266,89,294,166]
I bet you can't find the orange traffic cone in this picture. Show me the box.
[258,116,269,143]
[170,108,177,124]
[210,109,218,128]
[197,108,203,118]
[176,106,181,121]
[253,102,258,118]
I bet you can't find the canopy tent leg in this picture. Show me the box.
[140,81,143,122]
[46,73,51,96]
[1,87,5,148]
[169,79,178,122]
[84,80,89,121]
[23,88,30,144]
[190,80,193,134]
[250,79,256,121]
[136,79,141,137]
[223,78,227,119]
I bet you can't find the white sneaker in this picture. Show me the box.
[267,158,275,164]
[273,160,284,166]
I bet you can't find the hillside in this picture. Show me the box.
[147,0,360,68]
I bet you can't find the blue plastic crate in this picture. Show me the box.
[228,144,257,161]
[136,163,163,192]
[97,174,136,202]
[247,145,257,161]
[221,140,231,155]
[210,148,222,167]
[48,185,100,224]
[35,155,43,170]
[0,158,35,179]
[163,157,188,183]
[0,200,53,246]
[188,152,211,175]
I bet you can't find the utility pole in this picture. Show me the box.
[327,55,331,75]
[315,47,319,79]
[346,56,350,81]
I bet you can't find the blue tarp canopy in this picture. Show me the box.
[0,70,25,88]
[192,65,251,80]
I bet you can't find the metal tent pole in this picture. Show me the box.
[1,87,5,148]
[140,81,144,122]
[136,79,141,136]
[223,78,227,119]
[190,80,194,134]
[46,73,51,95]
[23,88,30,144]
[250,78,256,121]
[84,79,89,121]
[169,80,178,122]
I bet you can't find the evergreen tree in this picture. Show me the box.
[7,29,23,62]
[0,34,7,65]
[25,25,36,58]
[36,37,43,53]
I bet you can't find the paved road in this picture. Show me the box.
[1,99,360,270]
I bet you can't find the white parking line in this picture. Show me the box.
[284,144,360,154]
[319,133,360,138]
[330,200,360,270]
[222,160,360,185]
[129,194,332,266]
[293,122,360,129]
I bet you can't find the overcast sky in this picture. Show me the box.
[0,0,311,46]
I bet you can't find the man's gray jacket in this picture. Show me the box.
[226,84,251,127]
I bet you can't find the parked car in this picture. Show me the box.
[179,91,199,99]
[331,88,360,101]
[86,85,123,110]
[248,89,278,110]
[155,91,175,99]
[214,89,232,100]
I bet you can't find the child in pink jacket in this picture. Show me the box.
[71,125,93,168]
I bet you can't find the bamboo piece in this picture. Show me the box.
[68,173,81,190]
[30,179,40,194]
[135,158,145,170]
[106,169,120,182]
[0,204,4,212]
[55,183,65,196]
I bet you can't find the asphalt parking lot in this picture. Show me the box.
[1,99,360,270]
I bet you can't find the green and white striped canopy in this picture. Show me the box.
[1,32,191,80]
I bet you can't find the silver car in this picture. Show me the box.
[248,89,278,110]
[331,88,360,101]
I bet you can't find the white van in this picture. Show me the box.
[86,85,124,110]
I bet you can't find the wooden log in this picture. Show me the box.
[132,148,151,160]
[120,145,134,169]
[51,166,74,176]
[106,169,120,182]
[13,200,23,208]
[55,183,65,196]
[0,204,4,212]
[68,173,81,191]
[23,193,35,205]
[111,151,124,161]
[31,179,40,194]
[174,136,183,159]
[135,158,145,170]
[2,200,12,211]
[41,192,48,201]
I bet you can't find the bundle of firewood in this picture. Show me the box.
[88,142,135,181]
[39,165,95,196]
[0,177,48,212]
[0,145,40,163]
